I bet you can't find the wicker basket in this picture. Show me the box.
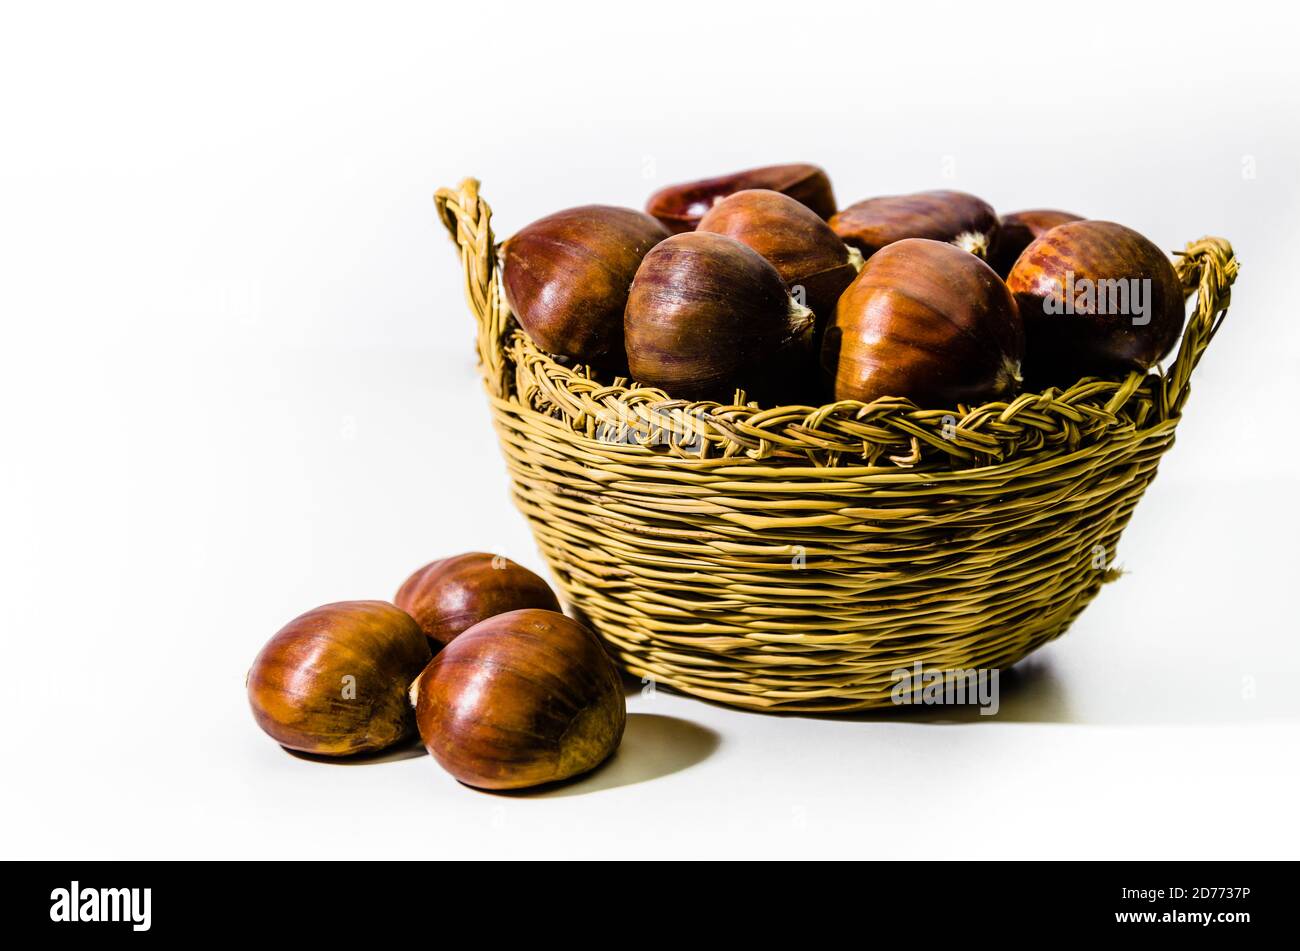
[434,178,1238,713]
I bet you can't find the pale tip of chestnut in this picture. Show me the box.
[847,246,866,272]
[789,298,815,334]
[953,231,991,258]
[408,678,420,708]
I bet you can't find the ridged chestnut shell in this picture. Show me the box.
[625,231,815,402]
[247,601,431,756]
[1006,220,1184,386]
[697,189,862,329]
[410,609,626,790]
[988,209,1083,278]
[395,552,560,650]
[646,163,836,234]
[500,205,669,368]
[830,190,999,259]
[823,238,1024,406]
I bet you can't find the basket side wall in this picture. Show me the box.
[489,398,1175,713]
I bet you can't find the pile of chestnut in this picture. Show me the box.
[247,553,625,790]
[502,163,1186,407]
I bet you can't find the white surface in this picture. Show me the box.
[2,0,1298,859]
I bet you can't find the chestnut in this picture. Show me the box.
[646,163,836,234]
[830,190,999,260]
[247,600,431,756]
[823,238,1023,406]
[500,205,669,369]
[395,552,561,651]
[697,188,862,329]
[409,609,626,790]
[1005,220,1184,386]
[988,209,1083,278]
[624,231,815,402]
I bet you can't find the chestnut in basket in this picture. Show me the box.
[625,231,815,402]
[697,189,863,330]
[395,552,561,650]
[823,238,1023,406]
[646,163,836,233]
[501,205,669,369]
[247,601,431,756]
[1006,220,1184,386]
[830,190,999,260]
[988,209,1083,278]
[410,609,626,790]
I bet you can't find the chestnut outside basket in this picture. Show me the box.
[434,178,1238,713]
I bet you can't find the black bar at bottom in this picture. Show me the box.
[5,860,1285,938]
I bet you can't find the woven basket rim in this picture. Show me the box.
[484,385,1178,483]
[436,178,1237,473]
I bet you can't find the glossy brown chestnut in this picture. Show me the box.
[646,163,836,234]
[697,189,863,329]
[988,209,1083,278]
[1006,220,1184,386]
[395,552,561,650]
[247,600,431,756]
[823,238,1024,406]
[830,190,999,260]
[409,609,626,790]
[500,205,669,369]
[625,231,815,402]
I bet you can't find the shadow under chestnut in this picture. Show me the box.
[281,713,719,794]
[488,714,720,799]
[284,735,428,765]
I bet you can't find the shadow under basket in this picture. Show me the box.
[434,178,1238,714]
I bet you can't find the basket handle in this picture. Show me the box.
[1164,236,1238,417]
[434,178,508,397]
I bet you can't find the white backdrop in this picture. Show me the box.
[3,0,1298,859]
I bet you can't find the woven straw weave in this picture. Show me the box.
[434,178,1237,712]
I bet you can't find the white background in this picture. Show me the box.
[3,0,1298,859]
